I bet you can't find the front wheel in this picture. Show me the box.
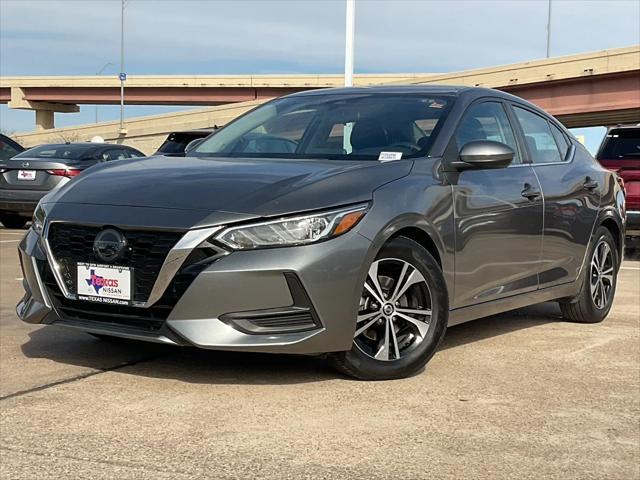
[559,226,619,323]
[328,237,448,380]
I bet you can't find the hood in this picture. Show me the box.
[45,156,413,218]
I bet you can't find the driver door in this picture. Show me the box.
[447,100,544,308]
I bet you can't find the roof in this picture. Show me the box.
[290,85,472,97]
[37,142,138,148]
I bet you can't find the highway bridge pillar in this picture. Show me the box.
[35,110,54,131]
[8,87,79,130]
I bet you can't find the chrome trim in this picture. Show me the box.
[528,144,576,167]
[41,223,227,308]
[42,227,74,299]
[138,226,226,307]
[30,255,51,309]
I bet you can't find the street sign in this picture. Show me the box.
[119,72,127,81]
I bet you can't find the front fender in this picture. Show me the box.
[355,162,455,307]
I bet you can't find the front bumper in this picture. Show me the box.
[17,226,372,354]
[0,189,48,215]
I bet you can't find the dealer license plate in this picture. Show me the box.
[76,263,132,305]
[18,170,36,180]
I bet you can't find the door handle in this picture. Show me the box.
[584,177,599,190]
[521,183,541,201]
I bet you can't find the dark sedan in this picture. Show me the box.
[18,87,625,380]
[0,142,145,228]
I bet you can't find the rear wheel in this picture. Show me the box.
[0,213,27,229]
[559,226,618,323]
[328,237,448,380]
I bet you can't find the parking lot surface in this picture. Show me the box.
[0,226,638,480]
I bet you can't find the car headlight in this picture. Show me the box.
[32,204,46,235]
[215,204,368,250]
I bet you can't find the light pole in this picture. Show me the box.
[119,0,129,134]
[546,0,552,58]
[344,0,355,87]
[343,0,356,153]
[95,62,113,123]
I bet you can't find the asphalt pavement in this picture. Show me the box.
[0,226,638,479]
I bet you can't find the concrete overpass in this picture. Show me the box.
[0,74,424,130]
[4,45,639,154]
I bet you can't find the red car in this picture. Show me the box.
[596,125,640,249]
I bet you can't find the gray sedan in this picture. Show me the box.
[17,86,625,379]
[0,142,144,228]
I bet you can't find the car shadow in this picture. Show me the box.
[20,302,561,385]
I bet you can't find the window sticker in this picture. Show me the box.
[378,151,403,162]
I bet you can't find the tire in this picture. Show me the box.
[0,213,27,229]
[328,237,448,380]
[559,226,619,323]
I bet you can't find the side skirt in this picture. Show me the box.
[448,282,579,327]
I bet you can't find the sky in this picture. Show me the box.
[1,0,639,152]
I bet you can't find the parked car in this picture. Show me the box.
[1,142,144,228]
[0,134,25,160]
[596,125,639,250]
[18,87,624,380]
[154,128,218,157]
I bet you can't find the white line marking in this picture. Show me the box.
[0,232,25,236]
[0,240,20,243]
[620,266,640,271]
[15,277,23,281]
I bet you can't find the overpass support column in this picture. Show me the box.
[8,87,79,130]
[35,110,55,131]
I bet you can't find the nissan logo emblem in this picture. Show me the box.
[93,229,127,263]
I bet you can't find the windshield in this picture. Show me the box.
[598,129,640,159]
[192,93,453,161]
[13,144,97,161]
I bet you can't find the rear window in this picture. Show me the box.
[597,128,640,160]
[13,144,97,161]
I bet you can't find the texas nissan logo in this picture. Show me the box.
[93,228,127,262]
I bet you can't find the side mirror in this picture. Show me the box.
[451,140,514,170]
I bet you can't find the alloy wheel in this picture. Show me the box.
[590,240,614,310]
[354,258,433,361]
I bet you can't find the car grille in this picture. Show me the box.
[47,223,183,303]
[40,249,218,332]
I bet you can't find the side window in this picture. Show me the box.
[550,123,570,160]
[513,107,563,164]
[127,150,144,158]
[102,149,128,161]
[455,102,521,164]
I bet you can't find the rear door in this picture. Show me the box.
[449,100,544,308]
[510,104,600,288]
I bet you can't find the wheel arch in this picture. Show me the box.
[597,207,624,268]
[359,213,452,306]
[391,226,442,267]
